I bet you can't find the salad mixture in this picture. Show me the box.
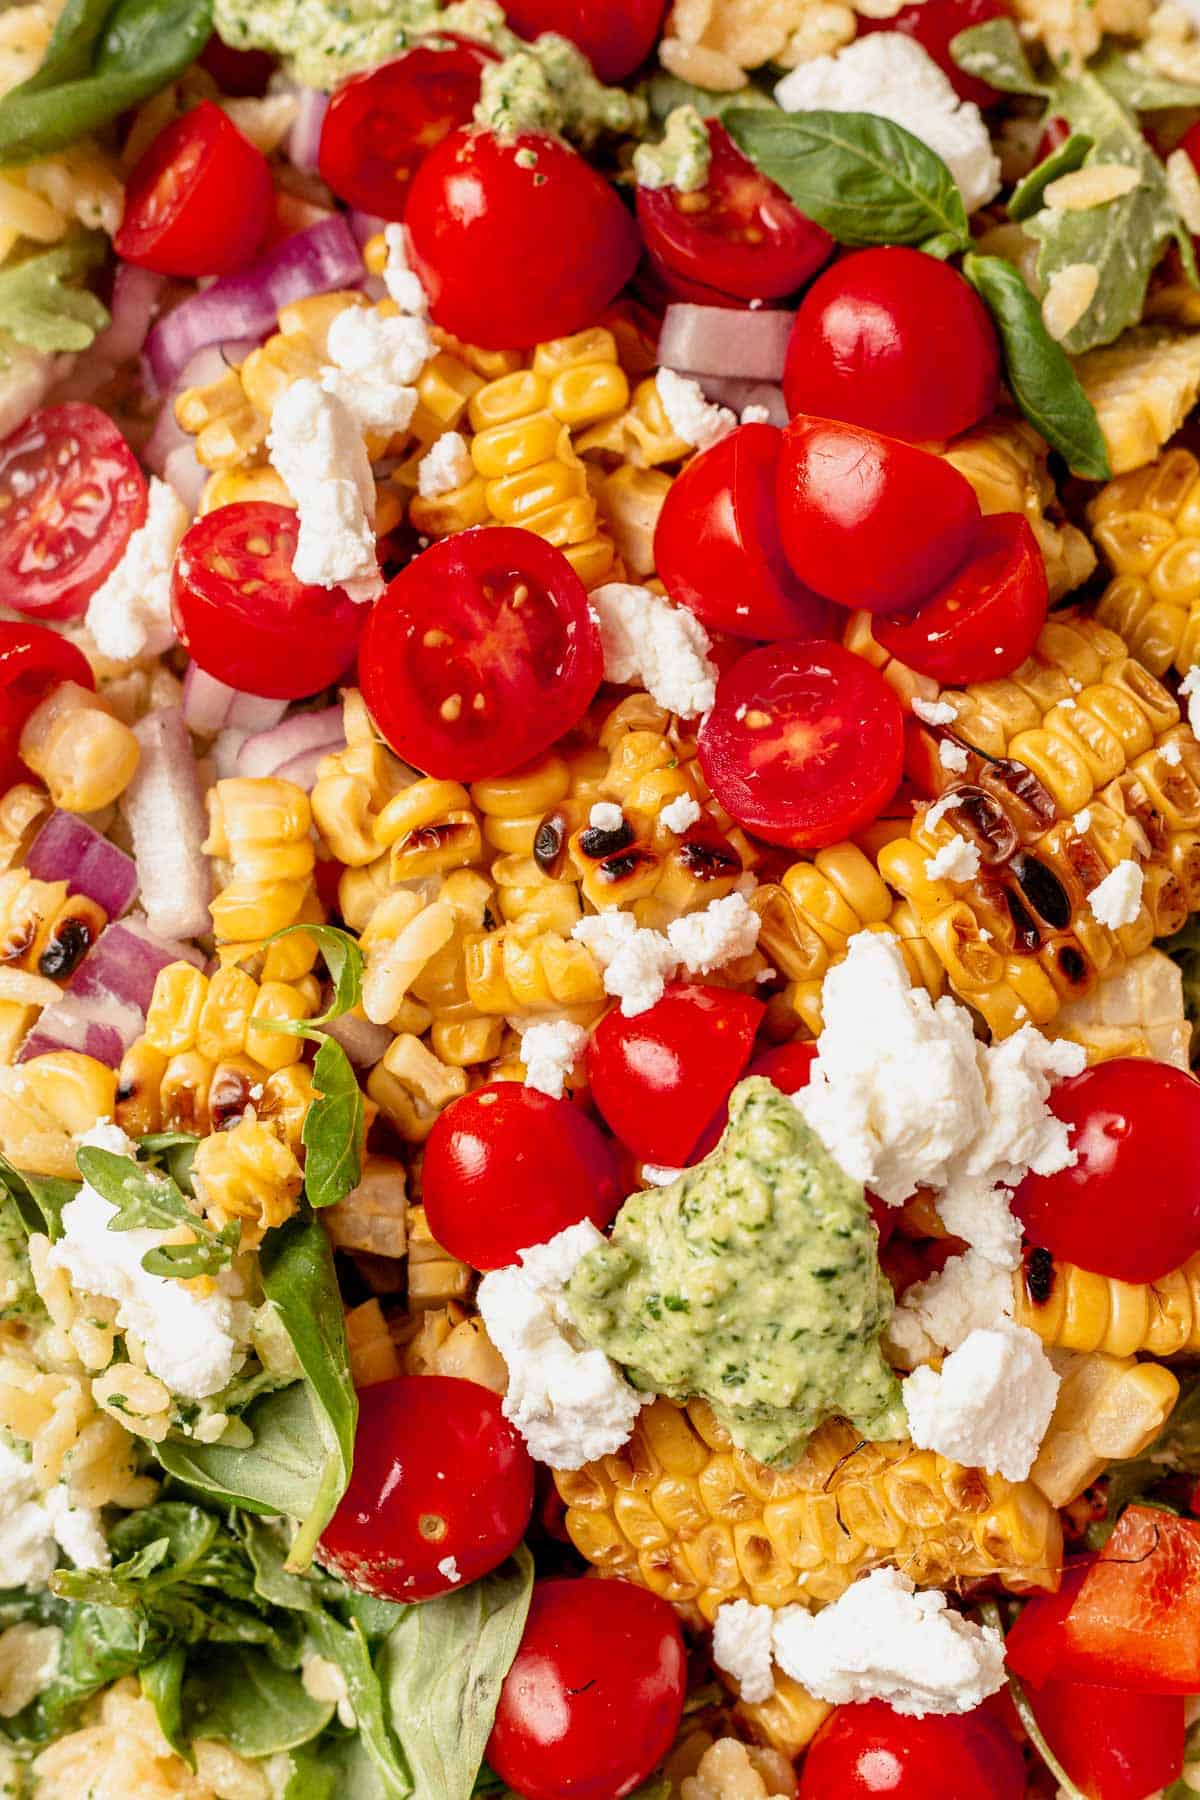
[4,0,1200,1794]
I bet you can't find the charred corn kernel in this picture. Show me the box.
[1075,324,1200,476]
[1092,445,1200,675]
[556,1399,1061,1623]
[19,685,139,813]
[405,1204,472,1309]
[464,915,605,1014]
[323,1154,407,1259]
[313,729,415,869]
[244,981,311,1070]
[160,1050,215,1136]
[192,1115,303,1236]
[367,1033,467,1143]
[345,1298,402,1388]
[144,962,208,1057]
[0,786,51,876]
[206,777,315,944]
[196,966,259,1062]
[471,754,572,854]
[944,419,1096,601]
[1050,947,1191,1067]
[114,1040,168,1136]
[0,876,105,985]
[1029,1350,1179,1507]
[256,1063,316,1154]
[1015,1248,1200,1356]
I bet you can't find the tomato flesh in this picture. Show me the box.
[172,501,366,700]
[115,100,273,277]
[858,0,1010,105]
[799,1699,1026,1798]
[0,622,94,790]
[1026,1677,1185,1799]
[698,640,905,850]
[502,0,667,80]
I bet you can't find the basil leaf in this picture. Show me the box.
[281,1744,342,1800]
[963,254,1112,478]
[641,70,777,125]
[156,1382,335,1526]
[724,107,969,250]
[182,1645,334,1755]
[950,18,1048,95]
[303,1036,364,1210]
[141,1648,191,1767]
[0,1151,77,1240]
[307,1612,412,1797]
[76,1146,240,1280]
[0,235,109,354]
[1009,131,1094,221]
[258,923,364,1036]
[1091,43,1200,111]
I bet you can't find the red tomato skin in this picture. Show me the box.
[637,121,832,303]
[776,416,982,615]
[655,423,836,641]
[487,1578,687,1800]
[1013,1059,1200,1283]
[422,1083,624,1271]
[317,1376,533,1601]
[171,502,366,700]
[858,0,1009,105]
[502,0,667,80]
[799,1699,1026,1799]
[1005,1561,1089,1690]
[0,622,94,789]
[318,40,496,220]
[0,404,146,620]
[115,101,273,277]
[688,1038,817,1165]
[872,513,1048,685]
[405,127,639,348]
[587,984,764,1165]
[783,248,1001,444]
[1026,1678,1185,1800]
[698,640,905,850]
[359,526,602,781]
[198,33,275,94]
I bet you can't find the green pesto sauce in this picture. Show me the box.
[567,1077,904,1468]
[0,1191,38,1323]
[474,35,644,145]
[212,0,518,87]
[633,103,711,192]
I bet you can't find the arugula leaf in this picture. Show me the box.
[0,1150,77,1240]
[75,1145,239,1280]
[303,1036,365,1210]
[259,924,364,1037]
[724,107,969,249]
[963,254,1112,477]
[1009,132,1094,222]
[0,235,109,355]
[951,18,1049,96]
[1090,43,1200,111]
[182,1644,334,1755]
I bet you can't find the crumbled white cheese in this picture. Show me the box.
[1089,859,1145,930]
[903,1322,1060,1481]
[573,909,679,1017]
[912,697,958,726]
[267,378,382,603]
[938,740,969,772]
[1073,808,1092,834]
[437,1554,462,1584]
[771,1568,1007,1716]
[417,430,472,499]
[43,1485,109,1571]
[775,36,1001,215]
[589,582,718,717]
[924,834,981,883]
[740,403,772,425]
[656,368,737,450]
[1163,738,1183,766]
[0,1444,107,1583]
[519,1019,588,1100]
[712,1600,776,1705]
[382,222,429,314]
[891,1249,1014,1356]
[641,1163,686,1186]
[301,1652,356,1728]
[1181,665,1200,738]
[925,792,964,832]
[660,793,702,834]
[85,478,189,663]
[666,892,760,973]
[477,1222,648,1468]
[589,801,624,832]
[321,305,430,435]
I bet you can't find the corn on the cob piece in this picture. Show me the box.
[554,1397,1061,1625]
[1014,1247,1200,1356]
[1028,1349,1179,1506]
[205,777,317,950]
[944,417,1096,601]
[1074,324,1200,476]
[1049,947,1191,1067]
[1091,444,1200,676]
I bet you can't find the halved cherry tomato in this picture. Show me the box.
[687,1038,817,1164]
[317,1375,533,1601]
[502,0,667,80]
[783,248,1001,443]
[198,33,275,94]
[799,1699,1026,1798]
[1026,1677,1185,1799]
[587,984,764,1165]
[487,1578,687,1800]
[0,622,94,791]
[698,641,905,850]
[655,423,835,641]
[872,514,1048,684]
[319,40,497,220]
[777,416,982,615]
[858,0,1010,105]
[115,101,273,277]
[172,502,365,700]
[422,1083,623,1270]
[405,127,640,348]
[0,404,146,621]
[1013,1059,1200,1283]
[637,121,833,303]
[360,526,602,780]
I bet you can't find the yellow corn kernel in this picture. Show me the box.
[406,1204,472,1308]
[345,1298,402,1388]
[367,1032,467,1143]
[114,1040,168,1136]
[19,685,139,813]
[195,965,258,1062]
[17,1052,117,1138]
[1030,1350,1179,1506]
[160,1050,214,1136]
[192,1115,304,1236]
[143,963,208,1058]
[243,981,310,1071]
[0,786,52,877]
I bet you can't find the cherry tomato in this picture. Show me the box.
[637,121,832,303]
[172,502,366,700]
[688,1038,817,1164]
[319,40,497,221]
[115,101,273,277]
[0,403,146,621]
[799,1699,1026,1798]
[198,33,275,94]
[317,1375,533,1601]
[655,423,835,641]
[405,127,640,348]
[502,0,667,80]
[872,514,1048,685]
[360,526,601,780]
[1035,115,1072,163]
[587,984,764,1165]
[1013,1059,1200,1283]
[776,416,982,615]
[858,0,1010,106]
[0,622,94,790]
[698,641,904,850]
[422,1083,623,1270]
[783,248,1001,444]
[1026,1677,1185,1799]
[487,1578,687,1800]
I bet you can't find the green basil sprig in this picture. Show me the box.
[76,1145,240,1280]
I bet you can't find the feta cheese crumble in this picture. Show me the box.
[85,477,190,663]
[1089,859,1145,931]
[655,368,736,450]
[924,833,981,883]
[321,305,430,435]
[589,801,624,832]
[912,697,958,726]
[890,1248,1014,1357]
[437,1554,462,1584]
[938,740,969,772]
[665,891,760,973]
[0,1444,107,1583]
[903,1323,1060,1481]
[519,1018,588,1100]
[589,581,719,717]
[712,1600,776,1705]
[641,1163,686,1186]
[382,222,429,314]
[659,793,701,834]
[267,378,382,603]
[574,893,760,1015]
[417,429,472,498]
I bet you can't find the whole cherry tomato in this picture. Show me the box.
[799,1699,1026,1798]
[587,983,764,1165]
[858,0,1010,105]
[687,1038,818,1164]
[172,502,366,700]
[319,40,497,220]
[1013,1059,1200,1282]
[637,121,832,303]
[502,0,667,80]
[0,404,146,620]
[359,527,602,780]
[698,641,905,850]
[872,514,1048,684]
[487,1578,687,1800]
[783,248,1001,443]
[655,423,835,640]
[1026,1677,1185,1799]
[405,127,640,348]
[115,101,273,277]
[317,1375,533,1601]
[422,1083,624,1270]
[0,622,94,791]
[776,416,982,615]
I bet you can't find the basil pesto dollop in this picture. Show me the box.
[567,1077,904,1467]
[212,0,516,87]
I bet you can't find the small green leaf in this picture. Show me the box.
[724,107,968,250]
[182,1645,334,1755]
[919,231,964,260]
[0,1151,78,1240]
[1091,43,1200,111]
[950,18,1049,95]
[302,1037,364,1210]
[963,253,1112,479]
[256,924,363,1038]
[76,1146,240,1280]
[1009,131,1094,221]
[141,1648,191,1767]
[307,1612,412,1796]
[0,235,108,355]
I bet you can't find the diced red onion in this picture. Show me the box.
[95,264,165,366]
[182,663,237,733]
[235,706,345,781]
[348,210,389,246]
[288,87,328,173]
[693,376,788,426]
[122,708,212,942]
[142,395,191,477]
[326,1010,392,1067]
[143,216,364,392]
[26,812,138,917]
[163,443,207,512]
[659,304,795,381]
[20,1000,141,1068]
[226,692,289,731]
